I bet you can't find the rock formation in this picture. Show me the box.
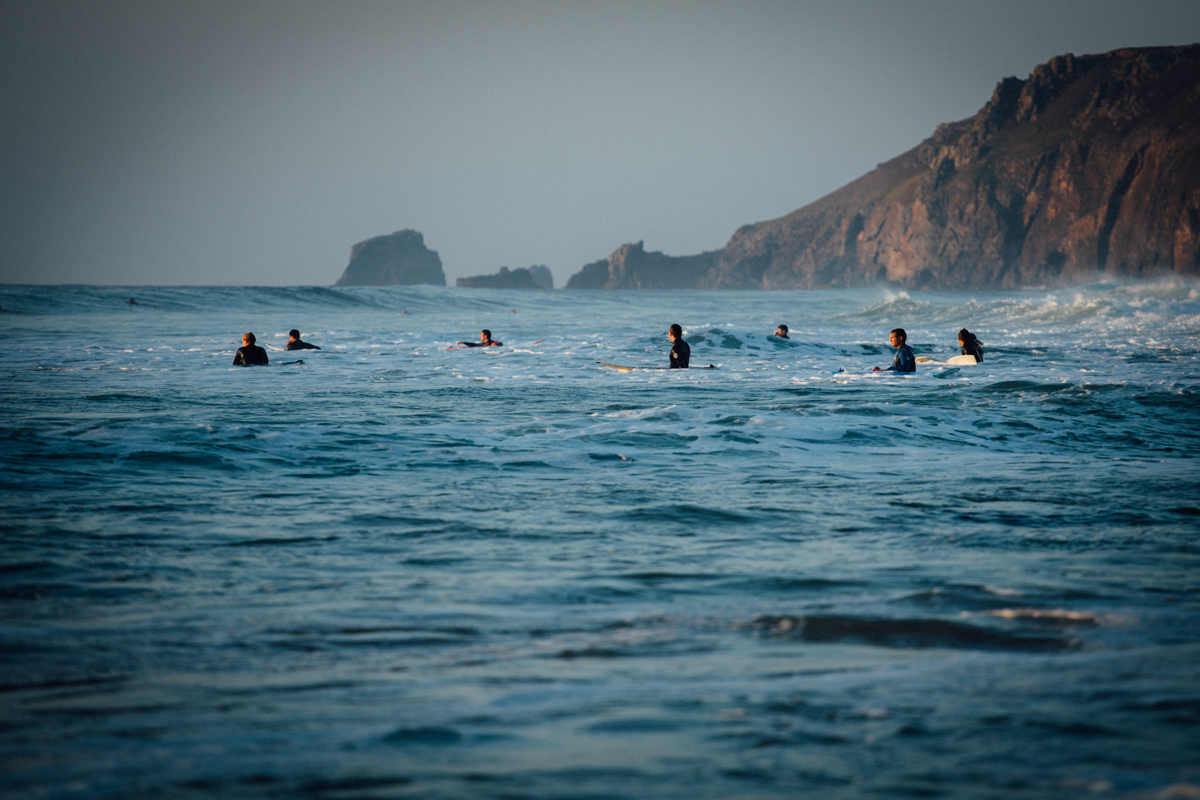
[457,265,554,289]
[565,241,721,289]
[335,229,446,286]
[566,45,1200,290]
[528,265,554,289]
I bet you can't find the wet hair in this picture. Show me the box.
[958,328,976,343]
[890,328,906,343]
[777,324,788,334]
[289,329,300,339]
[481,329,492,339]
[669,324,683,338]
[243,332,256,344]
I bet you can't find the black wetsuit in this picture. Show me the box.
[285,340,320,351]
[457,340,502,348]
[884,344,915,373]
[233,345,269,366]
[670,338,691,369]
[961,338,983,362]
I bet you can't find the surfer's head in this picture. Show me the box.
[289,329,301,341]
[775,325,788,337]
[890,328,906,348]
[242,332,256,345]
[669,324,682,341]
[958,328,974,346]
[479,330,493,344]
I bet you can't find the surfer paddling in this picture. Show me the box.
[285,329,321,351]
[873,328,915,374]
[668,324,690,369]
[959,328,984,362]
[457,329,503,348]
[233,332,269,366]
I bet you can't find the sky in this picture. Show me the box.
[1,1,1198,287]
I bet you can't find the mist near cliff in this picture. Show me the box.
[2,0,1198,286]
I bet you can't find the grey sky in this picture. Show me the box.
[2,1,1198,286]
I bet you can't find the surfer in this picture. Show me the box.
[959,328,984,362]
[285,330,321,351]
[232,332,269,366]
[773,324,789,339]
[873,328,915,373]
[668,324,690,369]
[456,329,504,348]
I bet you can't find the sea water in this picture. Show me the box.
[1,284,1198,799]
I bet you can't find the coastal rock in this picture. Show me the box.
[457,265,554,289]
[708,45,1200,289]
[335,229,446,286]
[565,241,720,289]
[565,45,1200,290]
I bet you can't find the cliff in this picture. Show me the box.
[565,241,721,289]
[565,45,1200,290]
[711,45,1200,289]
[457,265,554,289]
[335,229,446,286]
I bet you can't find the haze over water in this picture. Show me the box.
[1,283,1198,798]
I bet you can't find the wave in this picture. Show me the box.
[750,614,1074,651]
[0,284,553,315]
[824,283,1200,336]
[4,284,1199,343]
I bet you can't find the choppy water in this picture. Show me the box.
[1,283,1198,799]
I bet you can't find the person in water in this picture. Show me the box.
[773,324,789,339]
[285,329,321,351]
[457,329,504,348]
[873,328,915,373]
[668,324,690,369]
[233,332,269,366]
[959,328,984,362]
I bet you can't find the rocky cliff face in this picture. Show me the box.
[457,265,554,289]
[709,45,1200,289]
[335,230,446,286]
[564,45,1200,290]
[565,241,720,289]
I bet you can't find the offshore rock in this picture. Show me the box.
[706,45,1200,289]
[457,265,554,289]
[565,241,720,289]
[335,229,446,286]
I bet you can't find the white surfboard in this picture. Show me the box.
[598,361,716,372]
[916,354,977,366]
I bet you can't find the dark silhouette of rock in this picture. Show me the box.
[527,265,554,289]
[565,241,720,289]
[564,258,611,289]
[457,265,554,289]
[566,45,1200,290]
[335,229,446,286]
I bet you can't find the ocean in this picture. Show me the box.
[1,283,1198,799]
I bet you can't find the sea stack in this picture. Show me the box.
[335,229,446,286]
[457,265,554,289]
[565,241,720,289]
